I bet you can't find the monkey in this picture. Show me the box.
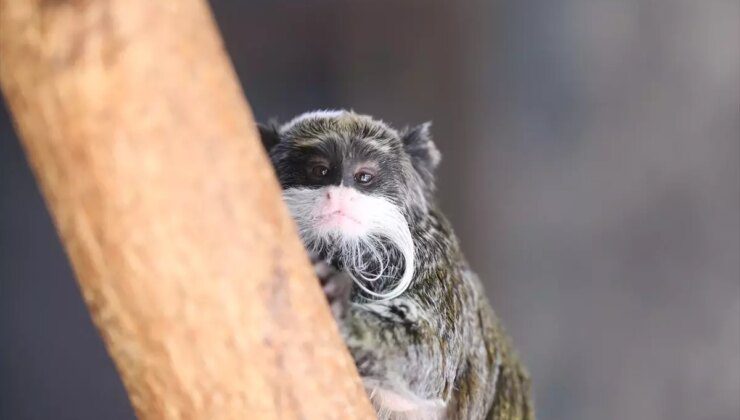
[259,110,533,420]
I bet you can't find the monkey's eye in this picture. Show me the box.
[310,164,330,178]
[355,171,374,185]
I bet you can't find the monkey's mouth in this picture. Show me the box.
[318,210,363,229]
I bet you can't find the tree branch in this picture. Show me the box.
[0,0,374,418]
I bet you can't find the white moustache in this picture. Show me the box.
[283,186,415,300]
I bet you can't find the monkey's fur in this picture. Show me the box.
[260,110,533,420]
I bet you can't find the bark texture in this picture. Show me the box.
[0,1,374,419]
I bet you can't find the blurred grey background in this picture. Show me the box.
[1,1,738,419]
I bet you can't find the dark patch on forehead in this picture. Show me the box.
[283,117,403,169]
[292,135,345,159]
[292,140,395,179]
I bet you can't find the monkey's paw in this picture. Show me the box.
[311,254,353,319]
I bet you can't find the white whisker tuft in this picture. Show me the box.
[283,187,415,300]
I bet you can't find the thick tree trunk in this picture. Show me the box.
[0,1,374,419]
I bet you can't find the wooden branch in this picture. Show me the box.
[0,1,374,419]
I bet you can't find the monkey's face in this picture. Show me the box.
[260,111,440,299]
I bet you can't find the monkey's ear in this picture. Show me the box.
[257,121,281,152]
[401,122,441,183]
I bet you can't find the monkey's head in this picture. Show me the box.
[259,110,441,300]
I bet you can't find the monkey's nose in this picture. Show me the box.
[325,186,355,204]
[326,187,341,201]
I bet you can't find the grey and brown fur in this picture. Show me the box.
[260,110,533,419]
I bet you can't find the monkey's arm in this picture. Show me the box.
[338,298,456,414]
[314,255,454,398]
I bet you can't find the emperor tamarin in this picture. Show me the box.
[259,110,533,419]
